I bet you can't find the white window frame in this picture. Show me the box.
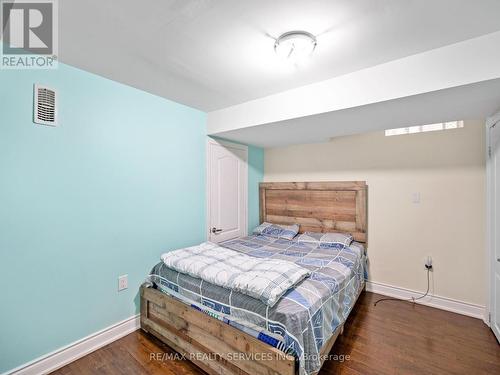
[385,121,464,137]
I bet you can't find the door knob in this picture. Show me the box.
[211,227,223,234]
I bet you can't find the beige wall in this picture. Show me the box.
[264,121,486,306]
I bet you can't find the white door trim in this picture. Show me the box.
[206,138,248,241]
[487,113,500,329]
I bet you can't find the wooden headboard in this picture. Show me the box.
[259,181,368,243]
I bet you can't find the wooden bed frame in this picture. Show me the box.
[260,181,367,243]
[141,181,368,375]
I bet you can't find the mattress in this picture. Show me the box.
[147,234,366,375]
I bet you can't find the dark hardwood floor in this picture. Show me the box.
[53,292,500,375]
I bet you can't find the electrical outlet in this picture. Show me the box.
[118,274,128,291]
[425,256,433,270]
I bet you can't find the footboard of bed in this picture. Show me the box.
[140,285,296,375]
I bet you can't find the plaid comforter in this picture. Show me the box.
[147,234,366,375]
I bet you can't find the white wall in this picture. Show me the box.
[265,121,486,306]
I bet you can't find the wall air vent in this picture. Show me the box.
[34,84,57,126]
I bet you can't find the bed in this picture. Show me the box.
[140,181,368,375]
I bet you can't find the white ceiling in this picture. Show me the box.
[60,0,500,112]
[214,78,500,148]
[207,28,500,146]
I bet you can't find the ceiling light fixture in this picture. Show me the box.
[274,31,317,64]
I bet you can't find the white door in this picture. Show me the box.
[490,117,500,342]
[207,139,247,243]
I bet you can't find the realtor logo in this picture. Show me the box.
[1,0,58,69]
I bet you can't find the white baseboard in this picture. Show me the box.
[365,280,486,322]
[4,314,140,375]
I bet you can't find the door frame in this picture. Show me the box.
[206,137,248,242]
[486,112,500,328]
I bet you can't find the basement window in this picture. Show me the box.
[385,121,464,136]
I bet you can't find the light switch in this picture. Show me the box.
[412,192,421,204]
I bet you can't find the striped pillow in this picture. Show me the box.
[297,231,353,249]
[253,222,299,240]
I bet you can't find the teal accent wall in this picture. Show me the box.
[248,145,264,233]
[0,64,206,372]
